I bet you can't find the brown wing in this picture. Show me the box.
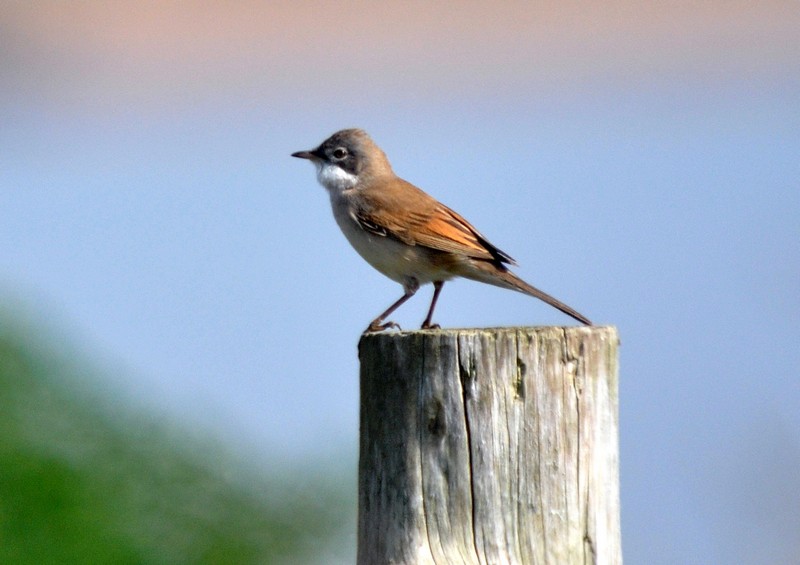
[355,177,516,266]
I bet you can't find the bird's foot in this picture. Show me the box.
[365,320,401,333]
[420,321,440,330]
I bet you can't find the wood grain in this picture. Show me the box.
[358,326,620,565]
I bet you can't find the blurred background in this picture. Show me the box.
[2,2,798,563]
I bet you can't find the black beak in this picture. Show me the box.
[292,145,326,160]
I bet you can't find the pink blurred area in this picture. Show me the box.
[4,1,797,113]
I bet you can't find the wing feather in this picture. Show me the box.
[355,178,516,265]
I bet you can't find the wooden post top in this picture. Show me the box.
[359,324,618,342]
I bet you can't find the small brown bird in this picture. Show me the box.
[292,129,591,332]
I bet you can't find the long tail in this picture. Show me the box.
[459,263,592,325]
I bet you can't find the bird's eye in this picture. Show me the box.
[332,147,348,159]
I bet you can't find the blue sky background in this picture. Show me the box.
[2,3,799,563]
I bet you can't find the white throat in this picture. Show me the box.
[316,162,358,193]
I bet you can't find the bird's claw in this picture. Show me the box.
[421,322,440,330]
[365,320,402,333]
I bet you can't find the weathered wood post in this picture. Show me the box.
[357,326,620,565]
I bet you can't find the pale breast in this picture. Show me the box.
[329,192,455,286]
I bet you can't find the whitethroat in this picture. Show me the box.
[292,129,591,332]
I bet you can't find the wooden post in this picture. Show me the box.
[357,326,620,565]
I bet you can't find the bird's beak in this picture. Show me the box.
[292,145,327,161]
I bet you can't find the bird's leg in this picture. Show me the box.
[365,280,419,333]
[421,281,444,329]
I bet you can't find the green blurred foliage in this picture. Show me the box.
[0,315,354,564]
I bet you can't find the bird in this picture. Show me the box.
[291,128,591,332]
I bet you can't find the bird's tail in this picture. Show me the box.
[458,262,592,325]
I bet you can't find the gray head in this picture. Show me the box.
[292,129,393,192]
